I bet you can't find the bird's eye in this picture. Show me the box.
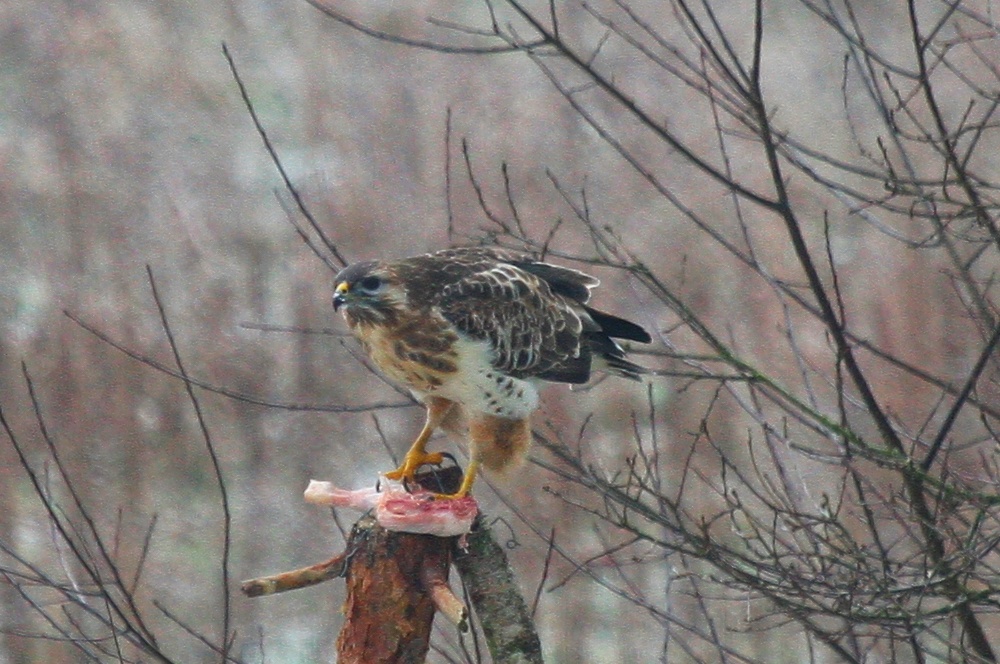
[359,275,382,292]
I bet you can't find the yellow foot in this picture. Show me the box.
[428,460,479,500]
[384,451,445,482]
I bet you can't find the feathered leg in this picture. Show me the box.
[384,397,454,482]
[434,414,531,499]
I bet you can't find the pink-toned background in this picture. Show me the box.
[2,1,994,662]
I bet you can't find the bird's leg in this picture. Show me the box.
[431,459,479,500]
[384,397,453,482]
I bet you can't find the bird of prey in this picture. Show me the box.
[333,246,651,499]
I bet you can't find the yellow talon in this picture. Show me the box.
[428,460,479,500]
[384,397,453,483]
[384,450,446,481]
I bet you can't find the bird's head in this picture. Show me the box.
[333,261,405,325]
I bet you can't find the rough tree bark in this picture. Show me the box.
[453,523,544,664]
[336,513,452,663]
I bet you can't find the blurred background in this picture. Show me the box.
[2,1,996,662]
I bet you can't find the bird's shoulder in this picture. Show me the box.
[394,246,597,306]
[386,248,591,379]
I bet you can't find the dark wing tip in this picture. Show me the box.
[532,356,593,384]
[585,307,652,343]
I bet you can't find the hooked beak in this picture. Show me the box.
[333,282,349,311]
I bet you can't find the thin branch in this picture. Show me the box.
[145,266,232,662]
[222,43,347,270]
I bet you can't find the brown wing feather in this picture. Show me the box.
[393,246,647,384]
[436,263,587,380]
[508,259,598,303]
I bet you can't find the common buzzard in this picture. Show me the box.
[333,247,651,498]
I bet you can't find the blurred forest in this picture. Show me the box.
[4,0,1000,662]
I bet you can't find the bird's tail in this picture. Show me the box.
[585,305,651,380]
[600,353,648,381]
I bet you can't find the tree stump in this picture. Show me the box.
[336,513,452,663]
[242,466,543,663]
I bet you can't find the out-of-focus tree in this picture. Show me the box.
[304,0,1000,661]
[4,0,1000,662]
